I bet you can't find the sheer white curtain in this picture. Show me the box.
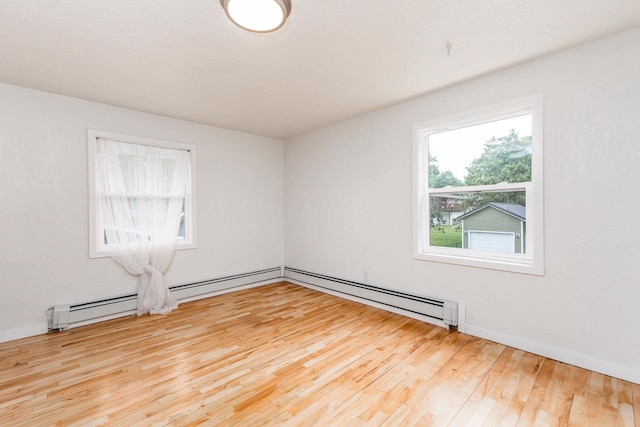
[96,138,190,315]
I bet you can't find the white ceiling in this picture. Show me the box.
[0,1,639,139]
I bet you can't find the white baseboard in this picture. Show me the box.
[0,324,48,344]
[464,323,640,384]
[457,302,466,333]
[1,277,285,344]
[177,278,282,304]
[288,278,448,330]
[71,278,284,329]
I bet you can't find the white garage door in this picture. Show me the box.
[468,231,515,253]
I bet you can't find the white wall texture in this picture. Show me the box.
[285,29,640,379]
[0,84,284,341]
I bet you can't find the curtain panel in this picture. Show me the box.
[96,138,190,315]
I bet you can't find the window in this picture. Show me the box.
[88,130,197,258]
[412,94,543,275]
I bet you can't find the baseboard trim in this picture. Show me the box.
[0,324,49,344]
[2,270,284,344]
[69,277,284,329]
[176,278,282,304]
[465,323,640,384]
[287,278,448,329]
[48,267,283,331]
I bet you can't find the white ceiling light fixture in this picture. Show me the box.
[220,0,291,33]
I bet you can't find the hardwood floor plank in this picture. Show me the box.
[0,282,636,426]
[617,380,635,426]
[568,393,588,426]
[631,383,640,427]
[450,348,546,427]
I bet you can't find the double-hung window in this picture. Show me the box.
[412,94,543,275]
[88,130,197,258]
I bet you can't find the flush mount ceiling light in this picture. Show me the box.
[220,0,291,33]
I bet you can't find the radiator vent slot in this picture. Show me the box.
[284,267,458,328]
[50,267,282,330]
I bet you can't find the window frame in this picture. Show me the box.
[88,129,197,259]
[412,94,544,275]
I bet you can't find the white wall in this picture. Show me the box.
[285,29,640,380]
[0,83,284,341]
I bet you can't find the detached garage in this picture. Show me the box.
[456,202,526,254]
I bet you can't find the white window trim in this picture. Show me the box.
[88,129,197,259]
[412,94,544,275]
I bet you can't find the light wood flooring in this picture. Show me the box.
[0,282,638,426]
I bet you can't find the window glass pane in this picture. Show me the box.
[101,196,187,244]
[177,198,186,239]
[428,114,532,188]
[161,158,182,193]
[101,197,147,244]
[429,190,526,254]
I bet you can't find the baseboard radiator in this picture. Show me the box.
[284,267,458,329]
[49,267,282,331]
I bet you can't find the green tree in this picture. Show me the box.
[433,170,463,188]
[465,130,531,185]
[428,154,440,187]
[463,130,531,206]
[428,154,443,226]
[428,155,464,227]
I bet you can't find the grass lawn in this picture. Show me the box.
[430,225,462,248]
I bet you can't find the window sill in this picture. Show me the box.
[89,242,197,259]
[413,250,543,276]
